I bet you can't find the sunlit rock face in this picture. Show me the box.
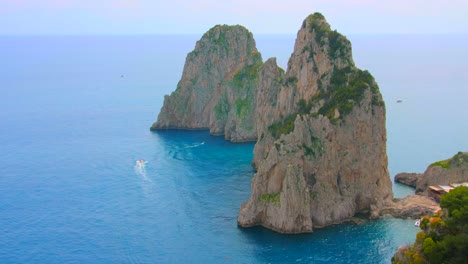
[237,13,392,233]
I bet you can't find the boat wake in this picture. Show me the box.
[184,142,205,148]
[134,160,151,182]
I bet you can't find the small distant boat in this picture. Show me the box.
[414,220,420,227]
[397,99,403,103]
[136,159,147,167]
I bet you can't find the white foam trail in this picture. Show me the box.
[134,162,151,182]
[184,142,205,148]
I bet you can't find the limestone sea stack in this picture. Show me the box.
[151,25,262,142]
[151,12,394,234]
[237,13,393,233]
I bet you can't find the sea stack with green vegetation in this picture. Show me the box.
[152,12,394,233]
[395,152,468,194]
[237,13,392,233]
[151,25,262,142]
[391,186,468,264]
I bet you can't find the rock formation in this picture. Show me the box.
[394,173,422,188]
[152,13,394,233]
[394,152,468,194]
[379,195,439,219]
[237,13,393,233]
[416,152,468,193]
[151,25,262,142]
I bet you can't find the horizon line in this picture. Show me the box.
[1,33,468,37]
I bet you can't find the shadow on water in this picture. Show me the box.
[238,218,417,264]
[149,130,418,263]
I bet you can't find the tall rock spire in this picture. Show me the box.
[151,25,262,142]
[237,13,392,233]
[151,12,393,233]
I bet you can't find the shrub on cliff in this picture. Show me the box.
[392,186,468,264]
[430,152,468,169]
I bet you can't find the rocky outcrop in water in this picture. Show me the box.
[151,25,262,142]
[152,12,394,233]
[237,13,393,233]
[394,173,422,188]
[394,152,468,194]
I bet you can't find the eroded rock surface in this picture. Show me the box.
[151,13,395,233]
[379,195,439,219]
[237,13,393,233]
[151,25,262,142]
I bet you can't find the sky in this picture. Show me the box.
[1,0,467,35]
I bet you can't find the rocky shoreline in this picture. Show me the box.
[388,152,468,219]
[378,195,439,219]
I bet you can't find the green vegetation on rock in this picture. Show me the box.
[229,50,263,131]
[297,99,314,114]
[327,30,349,59]
[267,99,319,139]
[235,98,250,119]
[306,12,351,60]
[430,160,451,169]
[232,52,263,90]
[302,136,323,157]
[430,152,468,169]
[258,13,384,142]
[306,12,331,43]
[214,96,229,120]
[261,192,281,206]
[268,114,297,139]
[202,24,252,54]
[317,66,382,121]
[309,12,325,21]
[284,76,298,87]
[392,186,468,264]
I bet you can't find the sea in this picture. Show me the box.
[0,34,467,263]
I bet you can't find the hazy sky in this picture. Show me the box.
[1,0,467,35]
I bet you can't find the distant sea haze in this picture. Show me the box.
[0,34,467,263]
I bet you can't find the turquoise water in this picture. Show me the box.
[1,35,467,263]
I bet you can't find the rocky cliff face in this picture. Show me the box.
[237,13,393,233]
[416,152,468,193]
[151,25,262,142]
[151,13,393,234]
[393,152,468,194]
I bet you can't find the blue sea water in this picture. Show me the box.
[0,35,467,263]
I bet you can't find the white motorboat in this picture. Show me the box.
[136,159,147,167]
